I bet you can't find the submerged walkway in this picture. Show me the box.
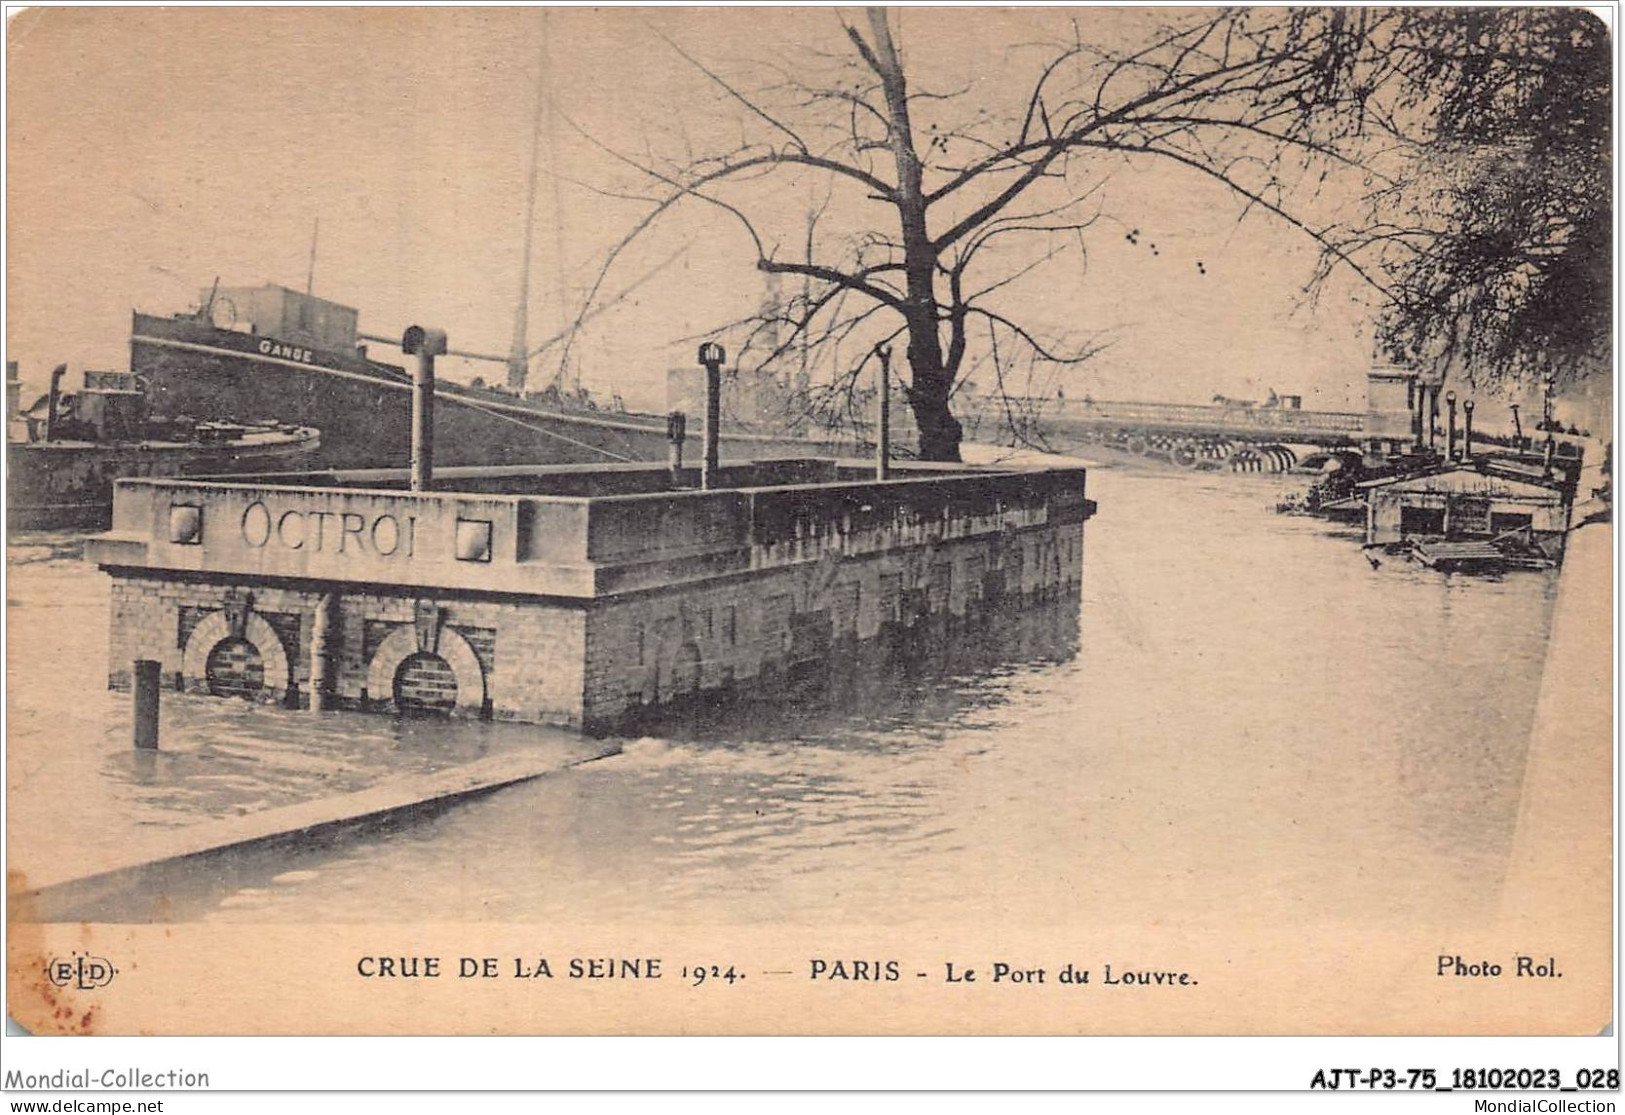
[11,737,613,920]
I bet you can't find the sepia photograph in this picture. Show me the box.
[2,1,1615,1077]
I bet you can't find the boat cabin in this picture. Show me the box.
[1360,464,1571,560]
[201,284,359,356]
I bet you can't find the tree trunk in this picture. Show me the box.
[867,8,963,462]
[901,308,962,462]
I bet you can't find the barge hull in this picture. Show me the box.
[131,313,849,472]
[7,430,319,531]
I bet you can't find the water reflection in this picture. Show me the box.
[634,598,1081,747]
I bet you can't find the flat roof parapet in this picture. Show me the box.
[223,456,1003,497]
[91,457,1093,602]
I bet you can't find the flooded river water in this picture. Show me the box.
[6,466,1561,930]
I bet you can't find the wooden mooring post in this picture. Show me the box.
[133,659,161,749]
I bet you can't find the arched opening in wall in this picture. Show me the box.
[393,652,457,716]
[205,637,265,699]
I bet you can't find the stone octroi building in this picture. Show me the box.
[89,458,1094,734]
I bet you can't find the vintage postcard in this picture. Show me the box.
[3,4,1614,1054]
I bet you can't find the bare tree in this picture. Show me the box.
[566,8,1403,461]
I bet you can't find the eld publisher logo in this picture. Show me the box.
[46,953,117,990]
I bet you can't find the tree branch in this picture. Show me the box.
[757,258,906,310]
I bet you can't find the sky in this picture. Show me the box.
[5,6,1572,427]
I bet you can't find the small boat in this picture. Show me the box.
[7,363,319,530]
[1405,532,1559,574]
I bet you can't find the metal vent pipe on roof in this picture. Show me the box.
[667,411,687,484]
[875,344,892,481]
[402,326,447,492]
[44,364,67,442]
[698,343,725,490]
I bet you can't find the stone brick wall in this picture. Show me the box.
[108,575,312,703]
[100,463,1089,734]
[105,573,592,726]
[105,515,1082,732]
[319,590,589,725]
[393,652,459,712]
[204,637,266,698]
[578,519,1083,732]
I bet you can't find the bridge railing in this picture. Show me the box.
[973,397,1368,436]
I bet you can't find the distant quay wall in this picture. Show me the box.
[91,458,1094,733]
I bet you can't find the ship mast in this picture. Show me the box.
[546,25,573,397]
[507,47,548,393]
[306,217,319,296]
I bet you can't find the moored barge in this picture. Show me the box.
[7,362,319,530]
[131,283,850,472]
